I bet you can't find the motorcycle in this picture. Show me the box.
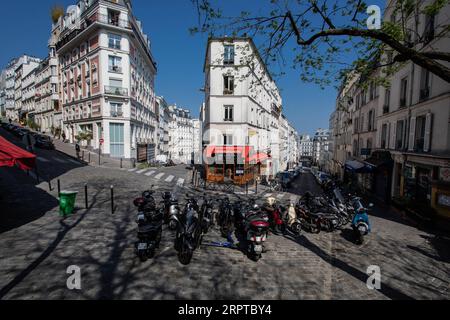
[216,197,235,238]
[284,202,302,236]
[173,197,203,265]
[133,190,163,262]
[351,197,372,245]
[162,191,180,231]
[200,195,214,234]
[237,199,270,261]
[263,197,284,235]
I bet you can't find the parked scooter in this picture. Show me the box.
[284,202,302,236]
[351,197,372,245]
[162,191,180,231]
[173,196,203,265]
[263,197,284,235]
[237,199,270,261]
[133,189,163,261]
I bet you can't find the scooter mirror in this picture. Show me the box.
[369,203,374,208]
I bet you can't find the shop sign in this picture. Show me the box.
[439,167,450,182]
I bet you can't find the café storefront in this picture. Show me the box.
[204,146,271,185]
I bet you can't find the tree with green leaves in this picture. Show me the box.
[191,0,450,87]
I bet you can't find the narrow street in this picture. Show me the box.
[1,139,449,299]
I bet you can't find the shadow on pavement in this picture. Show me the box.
[283,234,414,300]
[0,167,59,234]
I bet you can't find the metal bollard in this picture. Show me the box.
[88,152,91,164]
[255,180,258,194]
[57,179,61,197]
[48,180,53,191]
[84,184,88,209]
[120,158,123,169]
[246,182,248,195]
[111,185,114,214]
[82,151,85,162]
[98,149,101,166]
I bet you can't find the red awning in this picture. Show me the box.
[248,153,271,164]
[205,146,252,159]
[0,135,36,171]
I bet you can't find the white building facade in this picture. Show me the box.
[203,37,285,178]
[55,0,157,159]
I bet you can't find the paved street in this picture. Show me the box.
[0,130,449,299]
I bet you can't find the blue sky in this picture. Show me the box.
[0,0,383,136]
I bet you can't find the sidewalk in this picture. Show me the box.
[53,139,134,170]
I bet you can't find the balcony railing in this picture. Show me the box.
[399,98,407,108]
[108,65,122,73]
[111,111,124,118]
[105,86,128,96]
[98,14,130,29]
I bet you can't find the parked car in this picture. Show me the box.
[35,135,55,150]
[316,172,331,185]
[276,171,293,189]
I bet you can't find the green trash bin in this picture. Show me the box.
[59,191,78,217]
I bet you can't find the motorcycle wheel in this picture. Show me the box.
[293,223,302,236]
[174,235,182,252]
[155,229,162,248]
[169,220,178,231]
[178,247,193,265]
[138,251,147,262]
[354,230,364,245]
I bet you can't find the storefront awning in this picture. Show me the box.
[0,135,36,171]
[248,153,271,164]
[345,160,373,173]
[205,146,252,160]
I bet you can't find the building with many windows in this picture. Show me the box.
[155,96,170,160]
[328,0,450,218]
[299,134,314,160]
[168,105,194,164]
[203,37,288,182]
[55,0,157,158]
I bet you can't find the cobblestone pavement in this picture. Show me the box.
[0,160,449,300]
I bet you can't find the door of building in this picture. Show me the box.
[110,123,124,158]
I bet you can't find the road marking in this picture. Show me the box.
[37,157,50,163]
[155,173,165,180]
[165,175,175,182]
[128,168,137,172]
[136,169,149,174]
[145,171,156,176]
[276,194,284,199]
[265,193,273,198]
[177,178,185,186]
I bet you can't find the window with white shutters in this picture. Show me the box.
[408,116,416,151]
[391,122,397,150]
[423,113,433,152]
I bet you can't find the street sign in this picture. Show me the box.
[99,139,104,145]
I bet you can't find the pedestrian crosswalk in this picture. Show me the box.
[125,166,186,187]
[165,175,174,183]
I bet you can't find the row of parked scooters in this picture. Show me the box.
[132,182,373,264]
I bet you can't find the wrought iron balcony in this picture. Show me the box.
[104,86,128,96]
[97,14,130,29]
